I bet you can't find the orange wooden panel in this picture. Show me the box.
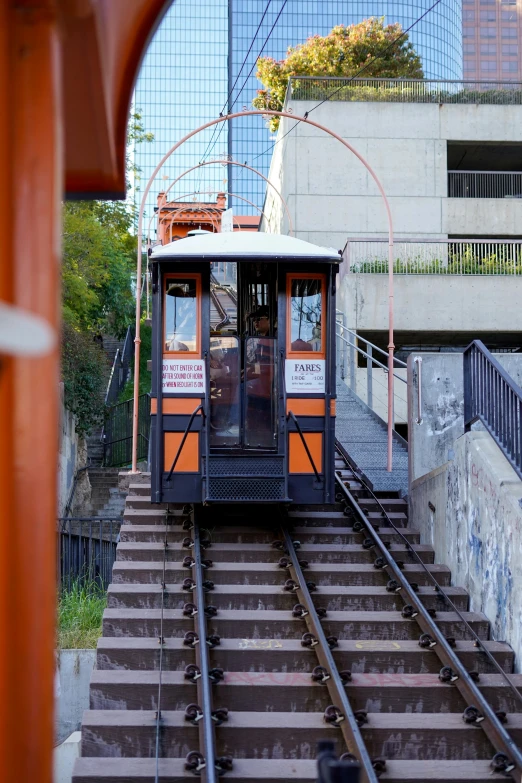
[289,433,323,474]
[164,432,199,473]
[330,399,336,417]
[0,6,61,783]
[151,398,203,415]
[286,398,325,416]
[63,0,170,196]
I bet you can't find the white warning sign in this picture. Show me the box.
[162,359,206,393]
[285,359,325,393]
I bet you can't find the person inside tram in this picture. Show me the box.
[245,306,275,447]
[166,283,197,351]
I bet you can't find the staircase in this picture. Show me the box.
[88,468,127,518]
[336,376,409,496]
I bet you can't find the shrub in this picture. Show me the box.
[57,578,106,649]
[62,322,106,436]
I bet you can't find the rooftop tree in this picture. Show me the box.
[252,18,423,131]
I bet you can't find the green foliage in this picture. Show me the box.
[353,249,522,274]
[118,322,152,401]
[62,322,106,436]
[58,578,106,649]
[62,200,136,338]
[252,18,423,130]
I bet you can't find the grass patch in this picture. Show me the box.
[58,579,107,649]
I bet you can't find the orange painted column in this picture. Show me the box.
[0,3,62,782]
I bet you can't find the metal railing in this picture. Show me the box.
[344,238,522,275]
[289,76,522,104]
[464,340,522,480]
[104,326,134,406]
[449,170,522,199]
[104,393,150,467]
[336,314,407,433]
[57,517,121,591]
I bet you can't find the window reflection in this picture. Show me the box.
[290,278,323,353]
[165,278,197,352]
[209,336,240,447]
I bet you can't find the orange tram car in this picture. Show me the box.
[150,231,340,506]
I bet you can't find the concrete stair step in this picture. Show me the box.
[114,541,435,564]
[111,560,451,587]
[72,757,515,782]
[95,636,514,675]
[106,583,468,612]
[119,524,421,545]
[101,607,489,641]
[87,668,522,714]
[79,708,522,761]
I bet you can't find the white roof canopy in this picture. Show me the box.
[151,231,340,262]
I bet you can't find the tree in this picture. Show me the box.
[252,18,423,131]
[61,111,153,432]
[62,110,152,337]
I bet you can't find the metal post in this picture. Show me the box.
[367,344,373,410]
[349,339,356,393]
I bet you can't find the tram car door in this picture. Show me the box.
[149,232,340,506]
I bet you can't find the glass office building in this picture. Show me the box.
[135,0,462,222]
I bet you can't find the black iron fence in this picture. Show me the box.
[103,393,150,467]
[105,326,134,406]
[57,517,122,590]
[464,340,522,480]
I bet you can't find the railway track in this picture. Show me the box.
[74,445,522,783]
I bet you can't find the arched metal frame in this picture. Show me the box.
[132,109,395,472]
[157,159,294,236]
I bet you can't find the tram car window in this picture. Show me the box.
[149,232,340,507]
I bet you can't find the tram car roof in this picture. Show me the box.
[150,231,341,264]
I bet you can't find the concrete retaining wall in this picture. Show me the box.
[408,353,522,482]
[340,274,522,336]
[262,100,522,244]
[55,649,96,744]
[410,431,522,670]
[58,386,90,516]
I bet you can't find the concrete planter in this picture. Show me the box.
[55,649,96,744]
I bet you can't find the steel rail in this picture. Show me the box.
[154,505,172,783]
[279,524,376,783]
[191,511,219,783]
[334,442,522,780]
[335,440,522,707]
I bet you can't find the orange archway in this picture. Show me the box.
[0,4,173,783]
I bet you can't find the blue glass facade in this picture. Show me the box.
[135,0,462,222]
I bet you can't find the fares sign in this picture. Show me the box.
[162,359,206,393]
[285,359,325,393]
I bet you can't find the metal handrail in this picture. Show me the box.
[287,410,322,484]
[104,348,120,406]
[335,311,407,367]
[336,332,407,382]
[210,286,229,331]
[464,339,522,480]
[414,356,423,425]
[166,404,205,482]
